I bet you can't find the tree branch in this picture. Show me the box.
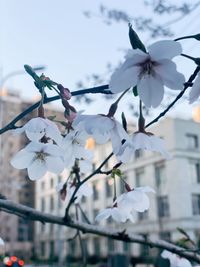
[0,84,110,135]
[146,66,200,128]
[0,199,200,263]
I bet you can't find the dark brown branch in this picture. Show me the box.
[0,199,200,263]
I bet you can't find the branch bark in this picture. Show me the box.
[0,199,200,263]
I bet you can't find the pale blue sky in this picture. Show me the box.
[1,0,200,120]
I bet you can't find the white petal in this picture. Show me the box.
[111,120,130,155]
[12,127,25,136]
[109,65,139,93]
[133,194,150,212]
[189,73,200,103]
[125,49,148,61]
[44,144,63,157]
[46,156,65,174]
[25,141,45,152]
[149,136,171,159]
[45,124,62,145]
[111,208,126,222]
[137,75,164,108]
[27,160,47,180]
[148,40,182,60]
[79,160,92,173]
[136,186,155,193]
[116,142,134,163]
[132,132,150,150]
[155,59,185,90]
[95,209,111,222]
[10,149,34,169]
[26,130,44,141]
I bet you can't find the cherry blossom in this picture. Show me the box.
[161,250,192,267]
[189,73,200,104]
[95,206,135,223]
[13,117,62,145]
[116,186,155,213]
[117,132,171,162]
[72,114,129,155]
[109,40,185,108]
[10,142,65,180]
[61,129,93,172]
[68,182,93,203]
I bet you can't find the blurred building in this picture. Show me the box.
[34,117,200,264]
[0,90,63,260]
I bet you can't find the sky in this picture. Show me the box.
[1,0,200,122]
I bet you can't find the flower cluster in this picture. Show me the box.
[10,30,200,228]
[95,185,155,223]
[161,250,192,267]
[11,117,93,180]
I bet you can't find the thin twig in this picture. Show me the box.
[145,66,200,128]
[0,84,110,135]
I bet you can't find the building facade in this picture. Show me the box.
[34,117,200,264]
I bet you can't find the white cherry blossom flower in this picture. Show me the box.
[189,73,200,104]
[109,40,185,108]
[13,117,62,145]
[11,142,65,180]
[161,250,192,267]
[95,206,135,223]
[116,186,155,213]
[73,114,129,155]
[116,132,171,162]
[61,129,93,171]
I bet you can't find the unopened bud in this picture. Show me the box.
[57,84,72,100]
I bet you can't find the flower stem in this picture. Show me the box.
[107,88,130,117]
[175,34,200,42]
[113,176,117,202]
[138,100,145,132]
[181,53,196,61]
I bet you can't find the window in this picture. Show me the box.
[155,164,166,190]
[138,210,148,221]
[93,238,101,255]
[50,224,54,233]
[157,196,170,218]
[140,234,149,256]
[159,231,171,241]
[192,194,200,215]
[189,160,200,183]
[49,241,55,259]
[123,242,130,253]
[50,196,54,211]
[135,168,144,187]
[41,198,45,212]
[105,180,112,197]
[93,182,99,200]
[186,134,198,149]
[50,178,54,188]
[41,181,45,190]
[108,238,115,252]
[93,209,99,221]
[41,241,45,257]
